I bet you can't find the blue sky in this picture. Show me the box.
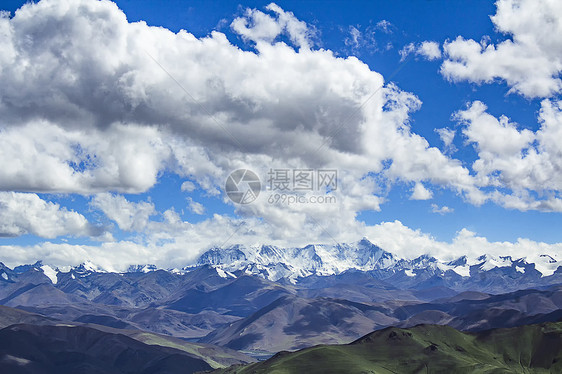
[1,0,561,269]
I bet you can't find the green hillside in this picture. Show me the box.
[210,322,562,374]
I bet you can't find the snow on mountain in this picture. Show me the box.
[40,264,58,284]
[195,238,562,282]
[533,254,561,276]
[476,255,513,272]
[42,261,111,279]
[0,262,14,282]
[215,267,236,279]
[3,239,560,283]
[195,239,402,282]
[82,260,106,273]
[127,264,158,273]
[13,261,44,274]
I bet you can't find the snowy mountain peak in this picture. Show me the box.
[126,264,158,273]
[447,256,468,267]
[69,261,107,277]
[197,246,248,266]
[195,240,562,281]
[13,261,43,274]
[540,254,557,264]
[196,240,398,281]
[355,237,382,251]
[0,262,13,282]
[3,240,561,284]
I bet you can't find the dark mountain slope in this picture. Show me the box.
[0,305,57,329]
[0,306,255,371]
[0,323,213,374]
[22,302,240,339]
[396,286,562,331]
[201,295,397,352]
[166,275,293,316]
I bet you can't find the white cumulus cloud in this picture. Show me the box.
[410,182,433,200]
[441,0,562,98]
[454,100,562,211]
[0,0,482,241]
[91,193,156,232]
[0,192,104,238]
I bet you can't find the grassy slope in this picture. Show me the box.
[211,323,562,374]
[130,331,256,369]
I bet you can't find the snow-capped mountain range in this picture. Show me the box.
[195,238,561,282]
[1,238,560,285]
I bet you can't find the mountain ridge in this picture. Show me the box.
[3,238,560,285]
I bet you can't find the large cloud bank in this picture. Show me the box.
[0,0,560,268]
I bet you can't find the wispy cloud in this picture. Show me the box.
[400,41,442,61]
[431,204,454,215]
